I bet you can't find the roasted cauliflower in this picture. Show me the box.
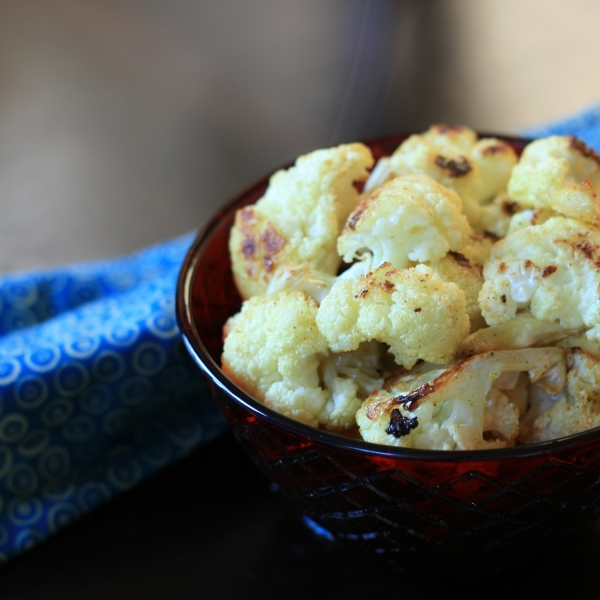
[337,174,472,271]
[388,124,518,230]
[229,143,373,299]
[222,290,389,431]
[520,347,600,443]
[426,251,485,332]
[316,263,469,369]
[507,135,600,227]
[479,216,600,340]
[356,348,564,450]
[222,126,600,450]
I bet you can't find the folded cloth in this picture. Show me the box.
[0,106,599,562]
[0,233,226,560]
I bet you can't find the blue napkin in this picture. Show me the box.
[0,233,226,560]
[525,103,600,149]
[0,105,598,562]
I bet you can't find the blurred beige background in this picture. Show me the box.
[444,0,600,131]
[0,0,598,272]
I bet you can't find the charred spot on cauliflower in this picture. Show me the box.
[386,409,419,438]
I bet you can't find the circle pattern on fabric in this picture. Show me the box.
[37,446,71,480]
[15,376,48,410]
[0,232,229,562]
[132,343,167,376]
[24,347,61,373]
[47,503,80,533]
[118,378,152,406]
[64,337,100,360]
[54,363,89,397]
[92,351,125,383]
[0,358,20,386]
[146,314,178,339]
[42,481,76,501]
[0,447,13,479]
[0,414,29,444]
[77,482,110,511]
[15,529,44,552]
[8,498,43,526]
[107,455,142,491]
[102,409,131,436]
[105,325,139,348]
[4,281,37,308]
[7,464,38,496]
[61,416,96,443]
[41,399,74,428]
[79,385,112,415]
[17,430,51,458]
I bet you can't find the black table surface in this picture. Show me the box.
[2,430,600,599]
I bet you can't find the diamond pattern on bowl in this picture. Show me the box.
[233,416,600,554]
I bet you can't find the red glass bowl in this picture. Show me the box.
[176,133,600,566]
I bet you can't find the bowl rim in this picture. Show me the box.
[176,132,600,463]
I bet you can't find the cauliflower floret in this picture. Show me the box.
[477,192,523,238]
[479,216,600,340]
[222,290,389,431]
[460,231,499,266]
[389,125,518,229]
[337,174,472,271]
[457,313,581,357]
[356,348,564,450]
[507,135,600,227]
[507,208,557,236]
[521,348,600,443]
[425,251,485,332]
[317,263,470,368]
[556,331,600,358]
[229,143,373,298]
[222,291,329,427]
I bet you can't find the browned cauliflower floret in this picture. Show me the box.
[460,231,499,266]
[507,135,600,227]
[425,251,485,332]
[229,143,373,299]
[222,290,388,431]
[337,174,472,273]
[479,216,600,340]
[356,348,564,450]
[316,263,470,369]
[389,125,518,229]
[521,348,600,443]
